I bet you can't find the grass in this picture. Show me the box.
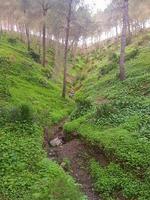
[65,31,150,199]
[0,35,86,200]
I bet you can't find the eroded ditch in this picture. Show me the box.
[43,121,109,200]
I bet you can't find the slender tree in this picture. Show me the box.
[62,0,73,98]
[119,0,129,81]
[20,0,31,51]
[37,0,52,67]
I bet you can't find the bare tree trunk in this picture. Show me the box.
[21,25,25,42]
[127,2,131,42]
[72,39,79,58]
[130,20,134,35]
[62,0,73,98]
[25,24,30,51]
[127,20,131,38]
[0,23,3,34]
[38,30,41,55]
[115,25,119,42]
[119,0,128,81]
[42,21,46,67]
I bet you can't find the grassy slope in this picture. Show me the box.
[65,32,150,199]
[0,35,86,200]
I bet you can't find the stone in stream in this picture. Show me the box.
[50,137,62,147]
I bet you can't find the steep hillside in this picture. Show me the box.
[0,36,86,200]
[65,32,150,200]
[1,31,150,200]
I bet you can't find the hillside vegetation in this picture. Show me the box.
[64,32,150,200]
[0,31,150,200]
[0,35,86,200]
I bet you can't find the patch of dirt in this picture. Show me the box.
[43,121,108,200]
[95,97,110,105]
[85,145,109,167]
[56,139,101,200]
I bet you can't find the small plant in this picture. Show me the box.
[61,158,71,171]
[7,38,17,45]
[9,104,34,123]
[38,77,49,88]
[95,103,117,119]
[42,67,52,79]
[29,49,40,63]
[139,114,150,139]
[70,97,92,120]
[0,84,11,99]
[0,56,11,68]
[99,53,119,77]
[108,52,119,63]
[125,48,139,61]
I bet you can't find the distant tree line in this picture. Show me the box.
[0,0,150,96]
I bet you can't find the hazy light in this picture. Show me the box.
[86,0,111,12]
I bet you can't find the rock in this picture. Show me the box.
[50,137,62,147]
[60,162,66,168]
[49,152,55,156]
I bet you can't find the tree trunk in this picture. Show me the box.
[115,25,119,42]
[25,24,30,51]
[0,23,3,35]
[53,34,60,79]
[62,0,73,98]
[127,20,131,38]
[127,2,131,42]
[42,20,46,67]
[119,0,128,81]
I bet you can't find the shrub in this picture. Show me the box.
[9,104,34,123]
[108,52,119,63]
[99,53,119,77]
[29,49,40,63]
[76,74,86,82]
[42,67,52,79]
[64,116,86,134]
[137,34,150,46]
[95,103,117,119]
[125,48,139,61]
[38,77,49,88]
[0,106,10,125]
[0,84,11,99]
[99,63,117,76]
[7,38,17,45]
[0,56,11,68]
[70,97,92,120]
[139,114,150,139]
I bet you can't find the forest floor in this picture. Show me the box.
[43,121,109,200]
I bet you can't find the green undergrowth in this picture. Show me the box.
[0,35,86,200]
[0,35,73,125]
[90,160,150,200]
[65,31,150,199]
[0,124,86,200]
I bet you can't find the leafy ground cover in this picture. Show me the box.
[65,31,150,199]
[0,35,86,200]
[90,160,150,200]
